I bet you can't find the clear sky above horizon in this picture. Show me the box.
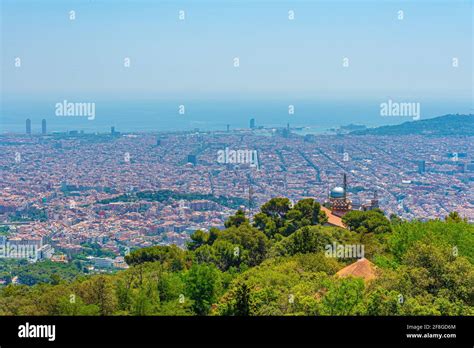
[1,0,472,102]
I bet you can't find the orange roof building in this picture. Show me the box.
[321,206,346,229]
[335,257,378,281]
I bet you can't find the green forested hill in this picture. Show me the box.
[351,114,474,136]
[0,199,472,316]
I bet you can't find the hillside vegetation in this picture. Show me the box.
[351,114,474,136]
[0,198,472,316]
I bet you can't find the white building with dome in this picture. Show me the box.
[328,181,352,217]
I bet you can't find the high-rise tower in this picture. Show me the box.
[41,119,47,135]
[250,118,255,129]
[26,119,31,135]
[417,160,426,174]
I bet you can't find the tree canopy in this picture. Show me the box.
[0,198,472,317]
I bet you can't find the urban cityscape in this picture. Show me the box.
[0,3,472,345]
[0,116,472,273]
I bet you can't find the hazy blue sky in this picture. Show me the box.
[1,0,472,101]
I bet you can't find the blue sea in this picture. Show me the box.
[0,98,471,134]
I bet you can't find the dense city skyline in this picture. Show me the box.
[1,114,472,266]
